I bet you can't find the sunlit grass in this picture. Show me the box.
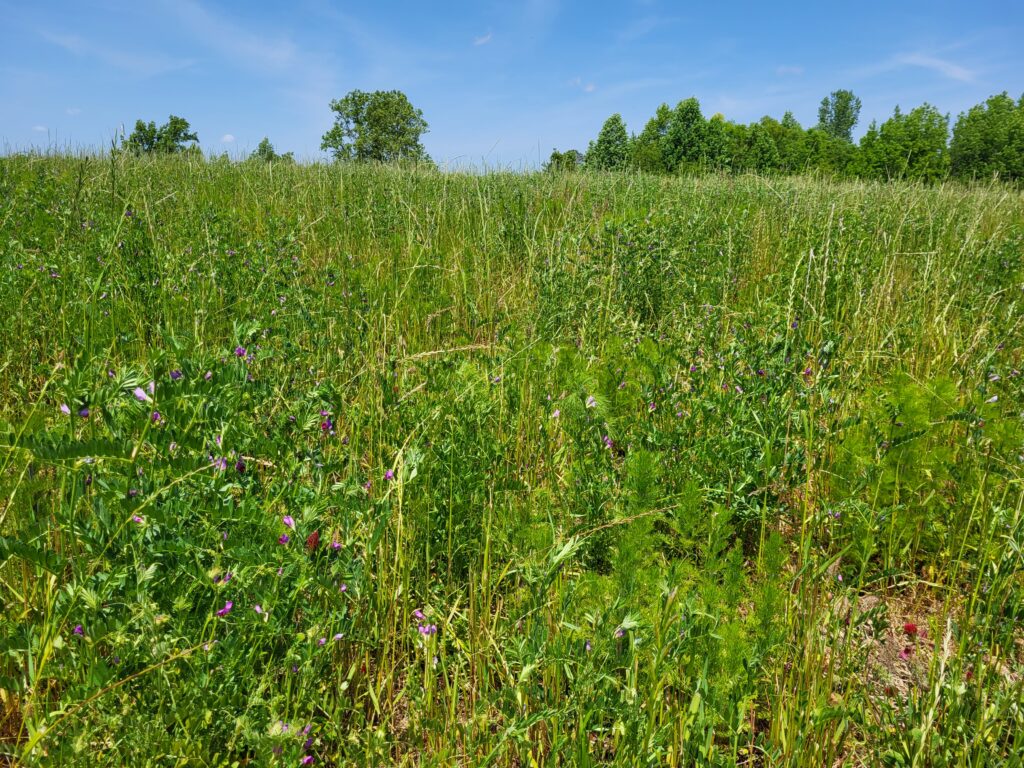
[0,153,1021,766]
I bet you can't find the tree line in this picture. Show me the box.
[565,89,1024,182]
[118,87,1023,183]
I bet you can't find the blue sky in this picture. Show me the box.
[2,1,1022,167]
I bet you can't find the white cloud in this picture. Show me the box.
[473,31,492,46]
[776,65,803,76]
[32,125,47,132]
[221,134,236,143]
[584,83,596,93]
[66,106,82,115]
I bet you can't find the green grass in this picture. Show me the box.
[0,153,1022,766]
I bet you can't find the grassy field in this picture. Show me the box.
[0,154,1022,766]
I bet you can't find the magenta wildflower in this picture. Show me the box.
[216,601,233,617]
[585,395,597,409]
[279,534,290,544]
[131,515,144,523]
[585,640,592,652]
[331,539,341,551]
[333,633,343,641]
[151,411,162,423]
[283,515,295,529]
[413,608,425,620]
[648,401,656,412]
[614,628,625,639]
[339,583,347,593]
[133,386,150,402]
[234,346,246,357]
[254,604,264,614]
[169,369,182,380]
[300,757,313,766]
[73,624,84,636]
[385,469,395,481]
[318,637,326,646]
[60,403,71,415]
[204,370,213,381]
[78,407,90,418]
[602,435,613,449]
[551,409,560,419]
[235,458,245,473]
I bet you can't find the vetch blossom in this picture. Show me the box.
[216,601,233,617]
[279,534,290,545]
[283,515,295,529]
[585,395,597,409]
[60,403,71,415]
[133,387,150,402]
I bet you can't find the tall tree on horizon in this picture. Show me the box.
[817,90,862,142]
[586,114,630,170]
[321,89,430,163]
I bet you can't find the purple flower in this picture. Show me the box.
[985,395,998,404]
[585,395,597,409]
[131,515,144,523]
[614,628,625,639]
[585,640,592,652]
[151,411,162,424]
[133,387,150,402]
[318,637,326,646]
[331,539,341,551]
[254,604,264,614]
[234,346,247,357]
[279,534,290,545]
[60,403,71,415]
[339,583,347,593]
[413,608,425,620]
[648,401,656,412]
[235,458,246,473]
[551,409,560,419]
[170,369,182,380]
[300,757,313,766]
[78,407,90,418]
[204,370,213,381]
[283,515,295,529]
[384,469,394,481]
[73,624,84,636]
[602,435,613,449]
[216,601,233,617]
[333,633,343,641]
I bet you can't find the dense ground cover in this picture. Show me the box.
[0,155,1022,766]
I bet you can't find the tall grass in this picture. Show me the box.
[0,153,1022,766]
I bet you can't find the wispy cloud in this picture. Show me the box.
[894,53,975,82]
[157,0,296,72]
[221,134,235,143]
[32,125,46,132]
[473,31,492,46]
[775,65,803,76]
[66,106,82,116]
[853,48,977,84]
[568,76,596,93]
[616,15,677,44]
[41,32,194,77]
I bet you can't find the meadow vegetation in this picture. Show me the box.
[0,154,1022,766]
